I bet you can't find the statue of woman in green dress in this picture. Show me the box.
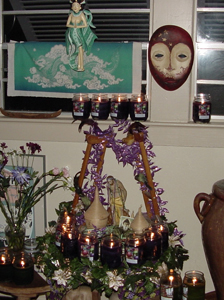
[65,0,97,71]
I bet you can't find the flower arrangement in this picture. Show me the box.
[0,142,74,249]
[36,218,188,300]
[35,120,189,300]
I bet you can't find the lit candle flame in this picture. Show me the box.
[169,275,174,286]
[150,232,154,239]
[118,96,121,102]
[68,233,72,239]
[135,239,140,247]
[80,96,83,101]
[98,96,101,102]
[86,237,90,244]
[192,277,197,285]
[110,241,114,248]
[0,255,6,264]
[137,96,141,102]
[20,259,25,268]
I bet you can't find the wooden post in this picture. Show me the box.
[134,132,160,216]
[72,134,107,211]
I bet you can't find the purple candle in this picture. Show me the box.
[72,94,91,120]
[91,94,110,120]
[144,228,162,260]
[110,94,129,120]
[125,233,145,265]
[159,223,169,252]
[0,249,12,282]
[78,230,99,261]
[130,94,148,121]
[100,234,122,269]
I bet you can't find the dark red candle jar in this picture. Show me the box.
[193,93,211,123]
[0,248,13,282]
[130,94,148,121]
[144,226,162,261]
[72,94,91,120]
[12,252,34,285]
[91,94,110,120]
[100,233,122,269]
[125,233,145,265]
[78,229,99,261]
[110,94,129,120]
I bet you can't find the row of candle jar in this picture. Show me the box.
[58,224,169,269]
[72,94,148,121]
[0,249,34,285]
[160,269,205,300]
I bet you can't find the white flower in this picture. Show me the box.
[169,234,182,247]
[74,200,84,212]
[52,268,72,286]
[106,270,124,291]
[82,270,92,284]
[52,260,60,268]
[45,226,56,234]
[156,262,168,277]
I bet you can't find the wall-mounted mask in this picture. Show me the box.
[148,25,194,91]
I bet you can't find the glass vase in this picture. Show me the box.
[4,224,26,252]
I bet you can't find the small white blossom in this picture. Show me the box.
[52,268,71,286]
[82,270,92,284]
[45,226,56,234]
[169,234,182,247]
[106,270,124,291]
[52,260,60,268]
[74,200,84,212]
[156,262,168,278]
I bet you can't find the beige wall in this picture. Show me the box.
[1,0,223,296]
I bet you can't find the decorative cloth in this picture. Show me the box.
[7,41,142,98]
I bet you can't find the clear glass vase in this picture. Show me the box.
[4,223,26,252]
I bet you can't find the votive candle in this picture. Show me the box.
[78,230,99,261]
[91,94,110,120]
[12,252,34,285]
[130,94,148,121]
[100,234,122,269]
[110,94,129,120]
[182,270,205,300]
[72,94,91,120]
[0,249,13,282]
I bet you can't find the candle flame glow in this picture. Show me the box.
[192,277,197,285]
[150,232,154,239]
[98,96,101,102]
[86,237,90,244]
[80,96,83,101]
[135,239,140,247]
[20,259,25,268]
[169,275,174,285]
[110,242,114,248]
[68,233,72,239]
[137,96,141,102]
[0,255,6,264]
[118,96,121,102]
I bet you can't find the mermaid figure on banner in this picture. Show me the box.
[65,0,97,71]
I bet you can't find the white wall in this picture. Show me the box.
[1,0,223,296]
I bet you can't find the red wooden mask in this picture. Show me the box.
[148,25,194,91]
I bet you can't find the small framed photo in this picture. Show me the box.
[119,216,134,231]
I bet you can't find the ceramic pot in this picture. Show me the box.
[194,179,224,300]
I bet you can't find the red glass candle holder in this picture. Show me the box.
[0,248,13,282]
[72,94,91,120]
[110,94,129,120]
[130,94,148,121]
[78,229,99,261]
[125,233,145,265]
[193,93,211,123]
[100,233,122,269]
[144,227,162,260]
[91,94,110,120]
[12,252,34,285]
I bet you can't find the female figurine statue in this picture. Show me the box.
[107,176,129,226]
[65,0,97,71]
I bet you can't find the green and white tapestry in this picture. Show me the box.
[7,41,142,98]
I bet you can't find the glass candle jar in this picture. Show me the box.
[130,94,148,121]
[12,252,34,285]
[91,94,110,120]
[110,94,129,120]
[144,226,162,260]
[193,93,211,123]
[182,270,205,300]
[0,248,13,282]
[100,233,122,269]
[125,233,145,265]
[61,219,79,260]
[72,94,91,120]
[160,269,182,300]
[78,229,99,261]
[151,216,169,253]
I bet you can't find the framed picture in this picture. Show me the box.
[119,216,134,231]
[0,154,47,243]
